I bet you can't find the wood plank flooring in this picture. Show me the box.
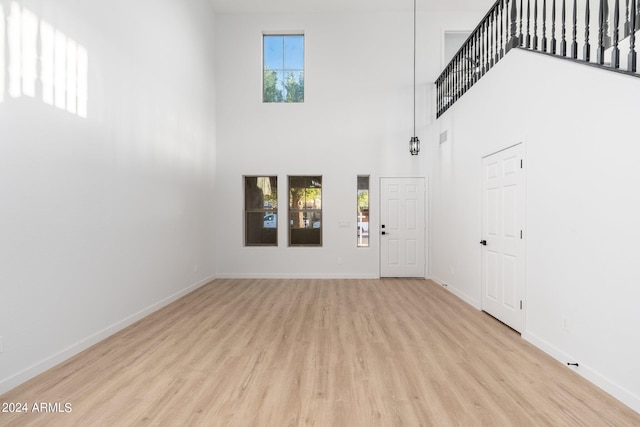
[1,279,639,426]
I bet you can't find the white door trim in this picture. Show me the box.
[480,143,526,332]
[380,177,427,278]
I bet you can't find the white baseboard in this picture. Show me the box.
[523,331,640,415]
[215,273,380,279]
[0,275,215,396]
[430,275,481,310]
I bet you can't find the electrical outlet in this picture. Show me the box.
[562,317,569,331]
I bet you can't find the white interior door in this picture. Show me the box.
[380,178,426,278]
[481,144,525,332]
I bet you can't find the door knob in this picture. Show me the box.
[382,231,389,235]
[480,240,487,246]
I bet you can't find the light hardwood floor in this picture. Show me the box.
[1,279,639,426]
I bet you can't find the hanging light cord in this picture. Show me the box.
[413,0,417,137]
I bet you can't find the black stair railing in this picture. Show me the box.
[436,0,640,118]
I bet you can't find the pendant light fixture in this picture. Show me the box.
[409,0,420,156]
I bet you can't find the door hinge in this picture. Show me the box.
[520,230,523,239]
[520,159,523,168]
[520,300,523,310]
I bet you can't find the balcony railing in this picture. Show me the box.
[436,0,640,118]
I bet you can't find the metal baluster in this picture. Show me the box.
[480,24,485,76]
[543,0,548,52]
[561,0,567,55]
[448,64,452,105]
[451,62,455,104]
[484,20,489,73]
[552,0,557,53]
[629,0,637,71]
[598,0,606,63]
[487,12,493,67]
[447,62,453,106]
[486,19,491,71]
[585,0,591,61]
[534,0,539,49]
[462,45,467,92]
[465,43,471,91]
[459,48,464,94]
[454,56,458,101]
[495,7,500,63]
[470,34,475,85]
[436,77,440,115]
[460,43,468,91]
[520,0,525,45]
[510,0,520,50]
[475,31,480,81]
[604,0,611,47]
[500,0,505,58]
[442,67,447,108]
[452,56,457,102]
[470,39,475,86]
[451,62,455,103]
[460,44,468,92]
[460,49,465,93]
[459,52,462,94]
[436,77,439,115]
[625,0,630,36]
[462,50,465,94]
[527,0,532,47]
[441,77,444,114]
[443,72,446,109]
[505,0,509,54]
[492,10,496,65]
[572,0,578,58]
[612,0,620,68]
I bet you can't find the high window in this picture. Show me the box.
[244,176,278,246]
[289,176,321,246]
[263,34,304,103]
[357,176,370,247]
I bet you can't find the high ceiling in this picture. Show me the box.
[208,0,489,14]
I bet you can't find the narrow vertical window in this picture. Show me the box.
[357,176,370,247]
[263,34,304,103]
[289,176,322,246]
[244,176,278,246]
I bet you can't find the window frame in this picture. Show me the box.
[357,175,370,248]
[288,175,322,247]
[244,176,278,247]
[262,33,305,103]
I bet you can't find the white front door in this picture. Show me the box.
[380,178,426,278]
[481,144,526,332]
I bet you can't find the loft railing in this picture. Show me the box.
[436,0,640,117]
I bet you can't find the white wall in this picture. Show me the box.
[429,49,640,412]
[212,5,491,278]
[0,0,217,394]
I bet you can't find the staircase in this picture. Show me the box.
[436,0,640,118]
